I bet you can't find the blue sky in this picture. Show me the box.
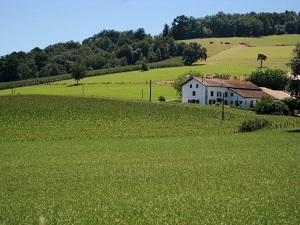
[1,0,300,56]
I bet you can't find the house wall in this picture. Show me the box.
[182,78,259,108]
[182,79,206,104]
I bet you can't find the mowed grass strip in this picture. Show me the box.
[0,131,299,224]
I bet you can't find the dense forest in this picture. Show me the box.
[1,11,299,83]
[168,11,300,39]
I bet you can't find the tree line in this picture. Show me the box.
[1,10,300,83]
[167,11,300,40]
[0,28,207,83]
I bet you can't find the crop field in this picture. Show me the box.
[0,95,299,224]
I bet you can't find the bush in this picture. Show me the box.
[256,98,290,115]
[158,96,166,102]
[141,62,149,71]
[239,118,271,132]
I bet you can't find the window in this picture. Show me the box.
[192,91,196,96]
[217,91,221,97]
[225,92,228,97]
[231,93,233,97]
[196,84,199,88]
[230,101,233,105]
[209,99,216,104]
[190,84,192,88]
[211,91,214,96]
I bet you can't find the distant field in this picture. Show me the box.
[183,34,299,68]
[204,45,293,68]
[0,83,177,100]
[0,66,256,99]
[183,34,300,57]
[0,95,299,224]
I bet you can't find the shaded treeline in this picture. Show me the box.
[168,11,300,40]
[1,11,299,83]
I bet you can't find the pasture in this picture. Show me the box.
[1,35,300,224]
[0,66,256,99]
[0,95,299,224]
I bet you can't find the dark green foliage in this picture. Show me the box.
[257,54,267,68]
[169,11,300,40]
[281,98,300,115]
[246,68,289,90]
[287,42,300,74]
[141,62,149,71]
[239,118,271,132]
[182,42,207,65]
[255,97,290,115]
[158,96,166,102]
[71,63,87,85]
[0,28,185,83]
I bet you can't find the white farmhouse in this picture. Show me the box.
[181,77,277,108]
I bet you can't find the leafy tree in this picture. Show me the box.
[182,42,207,65]
[281,98,300,115]
[162,24,170,37]
[257,54,267,68]
[255,97,289,115]
[246,68,288,90]
[117,44,134,64]
[172,71,202,96]
[287,42,300,97]
[287,42,300,74]
[71,63,87,85]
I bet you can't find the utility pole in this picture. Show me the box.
[222,93,225,120]
[149,80,152,102]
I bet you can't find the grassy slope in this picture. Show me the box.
[1,35,298,99]
[0,95,299,224]
[184,34,299,68]
[1,95,298,142]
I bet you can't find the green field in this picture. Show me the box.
[0,66,256,99]
[183,34,299,68]
[0,95,299,224]
[0,35,300,224]
[1,35,298,99]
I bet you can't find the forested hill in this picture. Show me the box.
[0,11,299,83]
[167,11,300,40]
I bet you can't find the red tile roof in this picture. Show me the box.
[193,77,260,90]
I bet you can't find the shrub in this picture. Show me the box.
[239,118,271,132]
[225,42,230,44]
[256,98,290,115]
[158,96,166,102]
[281,98,300,115]
[141,62,149,71]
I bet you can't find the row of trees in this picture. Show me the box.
[167,11,300,40]
[0,28,207,83]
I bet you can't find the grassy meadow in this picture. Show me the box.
[0,95,299,224]
[1,35,298,99]
[1,34,300,224]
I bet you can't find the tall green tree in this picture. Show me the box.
[287,42,300,97]
[287,42,300,74]
[257,54,267,68]
[182,42,207,65]
[71,63,87,85]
